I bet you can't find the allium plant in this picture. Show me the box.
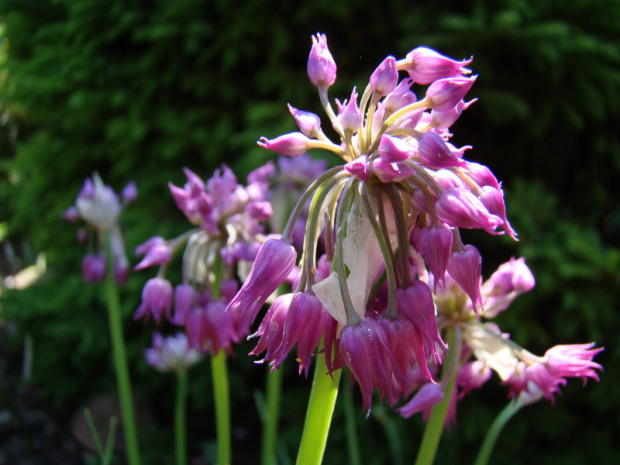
[63,173,141,465]
[228,34,603,465]
[133,165,276,465]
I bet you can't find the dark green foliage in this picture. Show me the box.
[1,0,619,464]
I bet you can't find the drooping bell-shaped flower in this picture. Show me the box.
[415,225,453,290]
[339,318,394,411]
[134,277,174,324]
[226,238,297,339]
[447,244,483,312]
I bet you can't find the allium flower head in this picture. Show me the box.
[63,173,136,285]
[241,34,603,415]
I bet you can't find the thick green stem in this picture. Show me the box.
[473,399,523,465]
[175,370,188,465]
[103,232,141,465]
[261,367,283,465]
[211,350,231,465]
[296,351,342,465]
[414,326,462,465]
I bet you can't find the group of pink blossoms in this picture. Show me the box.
[66,33,603,416]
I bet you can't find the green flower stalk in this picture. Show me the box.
[63,174,140,465]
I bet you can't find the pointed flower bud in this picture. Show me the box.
[403,47,473,84]
[370,56,398,97]
[430,99,476,129]
[378,134,415,163]
[307,33,336,88]
[426,76,476,112]
[436,187,503,233]
[478,186,518,240]
[418,132,467,169]
[258,132,311,157]
[288,104,322,137]
[338,88,363,133]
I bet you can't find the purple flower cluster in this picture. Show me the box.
[133,165,273,353]
[134,158,324,355]
[62,173,136,284]
[399,258,602,422]
[227,33,603,412]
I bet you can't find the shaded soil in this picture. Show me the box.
[0,333,86,465]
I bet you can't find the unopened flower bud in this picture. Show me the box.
[288,104,322,137]
[426,76,477,112]
[258,132,311,157]
[370,56,398,97]
[403,47,472,84]
[418,132,466,169]
[338,88,363,133]
[307,33,337,88]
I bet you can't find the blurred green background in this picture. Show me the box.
[1,0,619,464]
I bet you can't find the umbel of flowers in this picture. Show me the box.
[63,172,137,284]
[227,33,602,416]
[133,165,275,353]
